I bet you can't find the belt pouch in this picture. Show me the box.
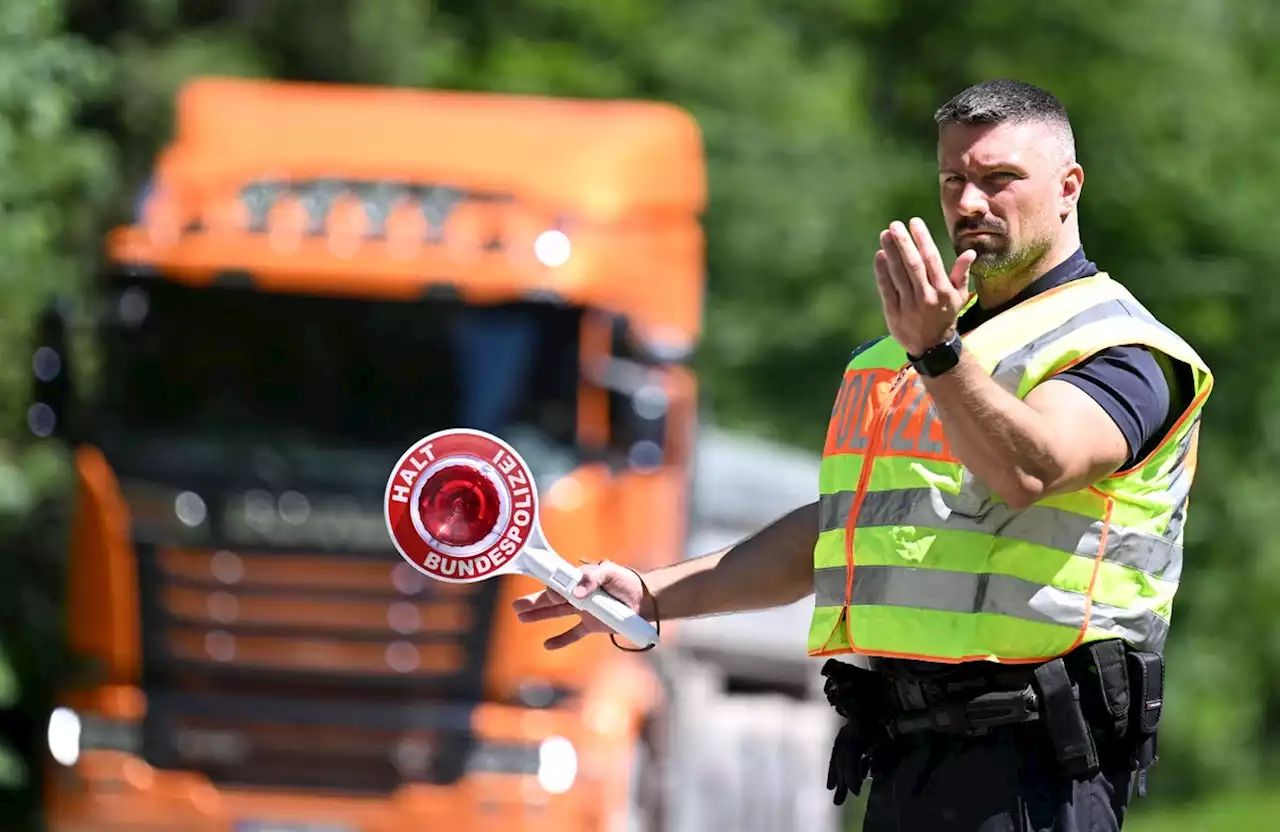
[1033,657,1101,779]
[1125,650,1164,794]
[1083,639,1131,738]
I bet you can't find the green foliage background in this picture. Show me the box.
[2,0,1278,827]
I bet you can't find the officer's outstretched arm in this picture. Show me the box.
[512,501,819,649]
[637,500,819,619]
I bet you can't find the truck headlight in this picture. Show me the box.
[537,736,577,794]
[48,707,81,767]
[534,230,571,268]
[46,707,141,767]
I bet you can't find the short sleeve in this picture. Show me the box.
[1052,346,1172,470]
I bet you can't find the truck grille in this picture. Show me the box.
[136,542,501,793]
[142,690,481,793]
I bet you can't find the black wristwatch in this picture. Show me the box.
[907,331,963,378]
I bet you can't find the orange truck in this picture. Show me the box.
[31,76,709,831]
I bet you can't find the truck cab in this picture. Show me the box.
[36,76,705,831]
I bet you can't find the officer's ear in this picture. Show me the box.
[1059,161,1084,218]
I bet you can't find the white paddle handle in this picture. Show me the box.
[519,546,659,649]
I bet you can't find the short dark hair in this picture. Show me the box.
[934,79,1075,159]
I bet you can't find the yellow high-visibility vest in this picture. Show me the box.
[807,273,1213,664]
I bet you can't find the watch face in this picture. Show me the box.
[914,334,962,377]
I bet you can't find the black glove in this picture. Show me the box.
[820,659,894,806]
[826,719,874,806]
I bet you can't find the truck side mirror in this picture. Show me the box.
[621,381,670,471]
[608,314,693,367]
[596,315,684,472]
[29,296,75,442]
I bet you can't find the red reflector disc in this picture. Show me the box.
[419,465,501,547]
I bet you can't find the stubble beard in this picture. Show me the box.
[959,235,1054,297]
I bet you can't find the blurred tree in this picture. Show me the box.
[0,0,116,438]
[0,0,115,819]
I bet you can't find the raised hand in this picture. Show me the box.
[874,217,976,356]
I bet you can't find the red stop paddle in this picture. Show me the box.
[383,428,659,649]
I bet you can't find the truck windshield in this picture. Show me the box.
[92,273,583,489]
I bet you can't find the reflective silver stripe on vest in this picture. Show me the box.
[812,565,1169,653]
[1160,422,1199,544]
[818,488,1183,583]
[989,297,1166,394]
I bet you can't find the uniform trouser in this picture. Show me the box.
[859,723,1136,832]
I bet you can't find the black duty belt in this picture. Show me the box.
[889,683,1040,737]
[885,665,1040,711]
[821,640,1166,792]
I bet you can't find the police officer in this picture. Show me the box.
[512,79,1213,831]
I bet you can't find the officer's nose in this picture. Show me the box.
[956,181,989,217]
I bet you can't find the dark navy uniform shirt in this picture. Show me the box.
[956,247,1173,470]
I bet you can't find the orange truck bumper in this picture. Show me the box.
[42,696,647,832]
[46,752,604,832]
